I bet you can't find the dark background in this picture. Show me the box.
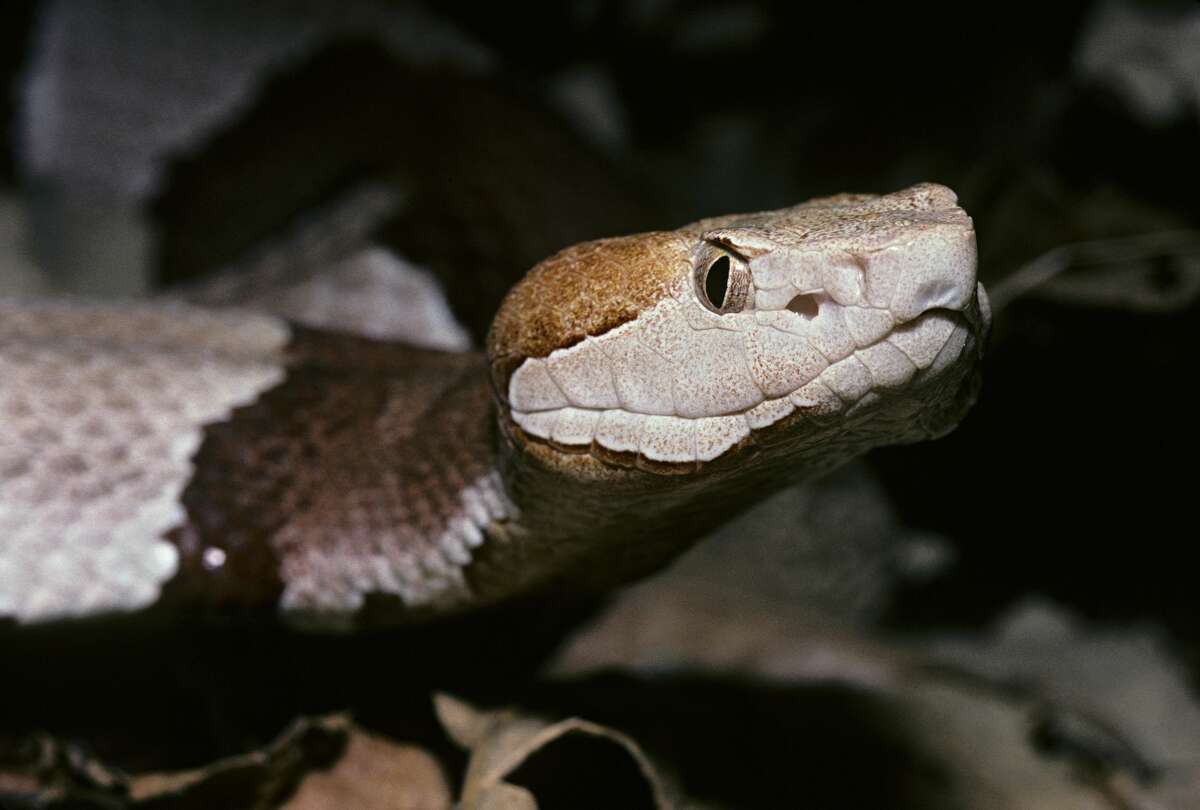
[0,0,1197,796]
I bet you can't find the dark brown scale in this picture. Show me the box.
[161,328,495,620]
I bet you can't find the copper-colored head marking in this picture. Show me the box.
[488,231,690,390]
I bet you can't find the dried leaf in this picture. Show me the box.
[463,782,537,810]
[434,693,680,810]
[0,714,452,810]
[924,600,1200,810]
[126,714,348,808]
[284,729,450,810]
[552,547,1199,807]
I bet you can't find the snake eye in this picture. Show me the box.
[695,248,750,314]
[705,256,731,309]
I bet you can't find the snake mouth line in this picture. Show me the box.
[510,307,974,470]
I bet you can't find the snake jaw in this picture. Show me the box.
[497,183,987,475]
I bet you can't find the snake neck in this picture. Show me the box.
[467,404,850,611]
[445,370,742,607]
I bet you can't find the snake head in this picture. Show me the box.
[488,183,989,479]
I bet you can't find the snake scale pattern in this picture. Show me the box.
[0,183,989,630]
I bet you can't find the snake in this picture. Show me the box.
[0,182,989,630]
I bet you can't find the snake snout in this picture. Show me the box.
[880,223,979,325]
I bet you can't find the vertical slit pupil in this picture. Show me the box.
[705,256,730,309]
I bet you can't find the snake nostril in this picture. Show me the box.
[786,293,820,319]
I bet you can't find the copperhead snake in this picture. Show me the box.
[0,183,989,630]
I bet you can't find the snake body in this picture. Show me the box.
[0,183,988,629]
